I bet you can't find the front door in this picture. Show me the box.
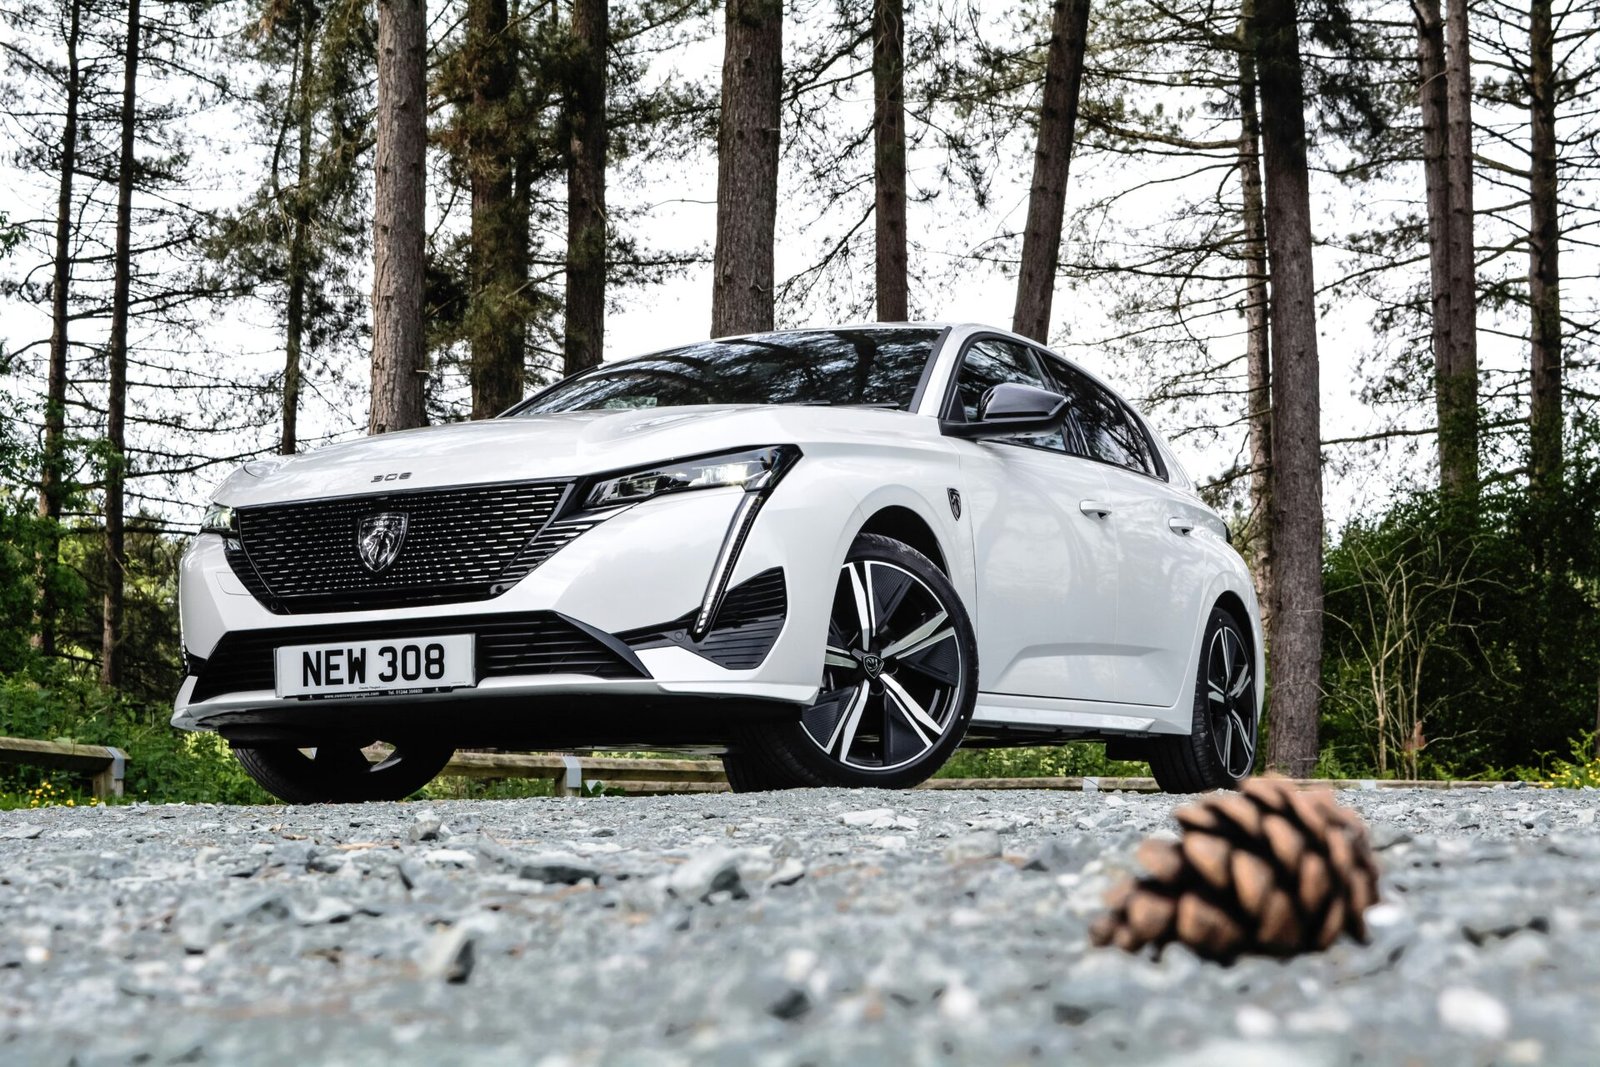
[948,337,1123,704]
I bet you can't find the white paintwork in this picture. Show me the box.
[173,322,1264,749]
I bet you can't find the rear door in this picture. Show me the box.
[1044,357,1212,707]
[948,337,1122,704]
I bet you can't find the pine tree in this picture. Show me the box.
[565,0,608,375]
[370,0,428,434]
[873,0,907,321]
[1012,0,1091,344]
[1255,0,1323,775]
[711,0,782,336]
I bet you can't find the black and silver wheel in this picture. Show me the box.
[233,739,454,804]
[1150,606,1259,793]
[723,533,978,791]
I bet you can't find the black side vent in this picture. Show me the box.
[621,568,787,671]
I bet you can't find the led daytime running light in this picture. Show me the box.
[582,446,799,511]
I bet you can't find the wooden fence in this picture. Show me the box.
[425,750,1504,797]
[0,735,128,799]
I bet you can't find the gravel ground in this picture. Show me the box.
[2,785,1597,1066]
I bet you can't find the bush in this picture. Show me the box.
[938,742,1148,779]
[0,666,270,805]
[1319,430,1600,779]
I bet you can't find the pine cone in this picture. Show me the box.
[1089,777,1380,962]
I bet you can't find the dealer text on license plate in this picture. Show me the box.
[274,634,475,698]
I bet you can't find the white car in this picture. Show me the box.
[175,323,1263,802]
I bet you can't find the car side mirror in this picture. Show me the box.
[940,382,1070,440]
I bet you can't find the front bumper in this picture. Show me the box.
[173,479,850,735]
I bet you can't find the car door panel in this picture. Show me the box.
[959,443,1121,703]
[942,336,1124,705]
[1096,465,1213,706]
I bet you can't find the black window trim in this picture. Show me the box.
[940,330,1170,483]
[937,332,1079,460]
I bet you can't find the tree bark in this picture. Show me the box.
[1011,0,1092,344]
[1441,0,1478,498]
[1238,3,1273,639]
[283,12,314,454]
[873,0,907,322]
[370,0,428,434]
[102,0,141,687]
[564,0,608,376]
[35,0,82,657]
[467,0,528,411]
[1414,0,1456,493]
[1527,0,1561,495]
[1254,0,1323,777]
[710,0,782,337]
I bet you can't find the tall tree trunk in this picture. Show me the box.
[102,0,141,687]
[1011,0,1091,344]
[1238,3,1273,638]
[1441,0,1478,498]
[1527,0,1561,496]
[469,0,527,411]
[873,0,907,321]
[283,13,314,455]
[1415,0,1456,491]
[1254,0,1323,777]
[564,0,608,376]
[370,0,428,434]
[35,0,82,657]
[710,0,782,337]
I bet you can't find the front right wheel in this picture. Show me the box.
[1149,605,1259,792]
[723,533,978,791]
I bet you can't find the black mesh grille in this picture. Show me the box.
[621,568,787,670]
[188,613,646,704]
[227,481,577,614]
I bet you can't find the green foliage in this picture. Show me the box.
[939,743,1149,780]
[0,778,100,810]
[1511,734,1600,790]
[1320,427,1600,778]
[0,667,269,805]
[423,775,558,801]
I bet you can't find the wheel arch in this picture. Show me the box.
[1213,590,1254,660]
[856,504,949,574]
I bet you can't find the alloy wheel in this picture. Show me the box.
[800,559,966,771]
[1206,624,1257,780]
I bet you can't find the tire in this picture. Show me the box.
[1150,605,1260,793]
[233,740,454,804]
[723,533,978,791]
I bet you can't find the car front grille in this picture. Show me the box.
[186,612,647,704]
[225,480,582,614]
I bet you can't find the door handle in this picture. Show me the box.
[1168,517,1195,535]
[1079,500,1114,519]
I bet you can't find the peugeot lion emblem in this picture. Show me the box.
[357,512,408,574]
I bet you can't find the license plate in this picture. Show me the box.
[274,634,475,698]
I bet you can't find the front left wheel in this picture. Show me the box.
[723,533,978,791]
[233,740,454,803]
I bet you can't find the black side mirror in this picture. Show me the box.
[941,382,1070,440]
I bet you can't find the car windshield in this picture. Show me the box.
[515,327,943,414]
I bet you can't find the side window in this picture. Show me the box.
[1048,362,1157,476]
[952,339,1065,453]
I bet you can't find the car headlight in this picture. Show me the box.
[582,445,800,511]
[200,502,238,535]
